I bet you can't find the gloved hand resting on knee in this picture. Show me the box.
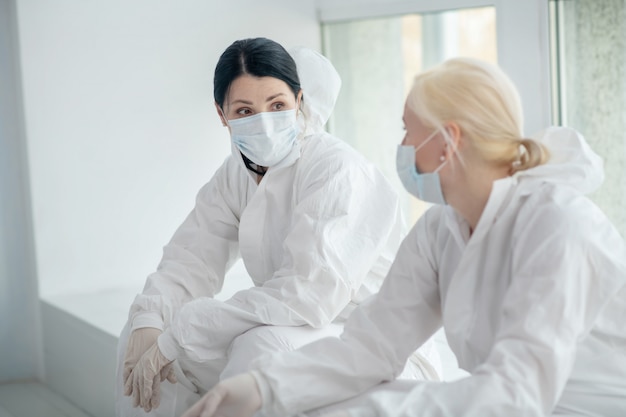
[181,373,261,417]
[123,328,177,412]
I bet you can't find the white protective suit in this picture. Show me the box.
[251,126,626,417]
[116,48,440,417]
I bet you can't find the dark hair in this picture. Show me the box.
[213,37,301,109]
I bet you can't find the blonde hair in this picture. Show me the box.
[406,57,549,173]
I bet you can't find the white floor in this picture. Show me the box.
[0,382,91,417]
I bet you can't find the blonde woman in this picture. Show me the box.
[182,58,626,417]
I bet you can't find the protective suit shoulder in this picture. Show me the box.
[517,126,604,195]
[197,153,254,214]
[298,133,374,172]
[405,204,459,269]
[296,132,401,210]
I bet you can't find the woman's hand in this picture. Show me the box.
[124,342,175,412]
[182,373,262,417]
[123,328,176,388]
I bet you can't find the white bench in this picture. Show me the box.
[41,262,466,417]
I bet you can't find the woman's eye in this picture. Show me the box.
[237,108,252,116]
[272,102,285,111]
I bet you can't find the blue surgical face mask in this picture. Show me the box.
[396,130,447,205]
[227,109,299,167]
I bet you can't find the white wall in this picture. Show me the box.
[0,0,43,382]
[16,0,321,298]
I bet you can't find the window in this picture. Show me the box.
[550,0,626,238]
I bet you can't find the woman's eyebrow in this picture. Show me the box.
[229,93,286,106]
[266,93,286,102]
[230,99,253,105]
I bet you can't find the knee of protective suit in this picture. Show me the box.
[221,325,291,380]
[398,337,442,382]
[221,324,344,380]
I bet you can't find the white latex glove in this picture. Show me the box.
[123,328,176,389]
[125,342,174,412]
[181,373,261,417]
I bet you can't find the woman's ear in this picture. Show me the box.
[296,90,304,112]
[444,121,462,156]
[215,102,227,127]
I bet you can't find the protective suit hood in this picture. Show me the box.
[289,46,342,136]
[516,126,604,195]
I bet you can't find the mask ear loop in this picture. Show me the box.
[433,127,459,174]
[414,129,440,153]
[296,92,308,137]
[439,124,464,172]
[218,106,229,127]
[412,128,445,174]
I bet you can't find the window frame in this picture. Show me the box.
[315,0,553,135]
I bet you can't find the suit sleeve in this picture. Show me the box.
[129,158,245,331]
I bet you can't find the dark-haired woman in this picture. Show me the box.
[115,38,440,417]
